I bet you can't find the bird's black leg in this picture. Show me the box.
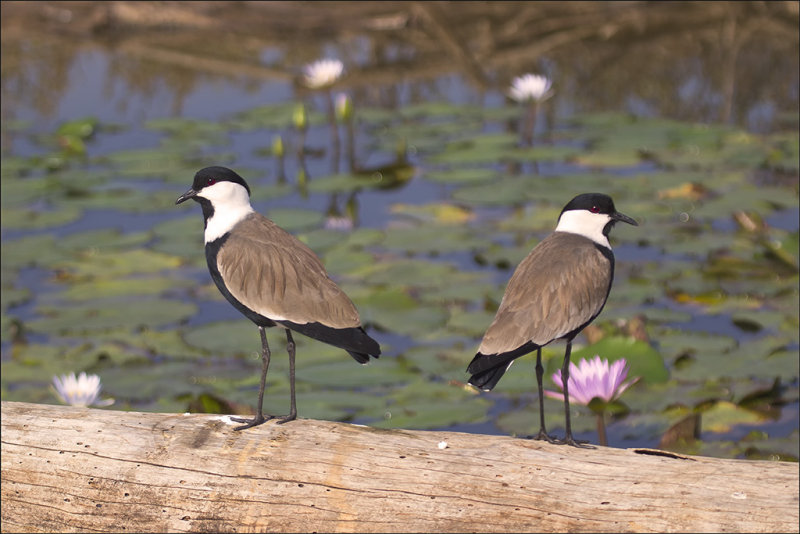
[558,341,594,448]
[232,326,273,430]
[531,347,558,443]
[276,328,298,424]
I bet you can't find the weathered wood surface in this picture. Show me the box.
[2,401,798,533]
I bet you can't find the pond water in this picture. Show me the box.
[2,2,798,460]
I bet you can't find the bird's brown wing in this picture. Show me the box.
[478,232,612,355]
[216,213,361,328]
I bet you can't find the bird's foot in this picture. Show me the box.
[275,412,297,425]
[528,429,559,443]
[231,414,273,431]
[557,435,595,449]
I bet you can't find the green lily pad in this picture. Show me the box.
[150,215,206,260]
[55,249,183,279]
[1,234,65,269]
[266,208,325,232]
[90,326,206,360]
[355,287,449,336]
[322,247,374,275]
[445,307,497,338]
[701,401,767,434]
[299,357,410,388]
[99,360,207,401]
[496,396,598,437]
[56,229,151,253]
[370,379,490,429]
[424,168,498,184]
[183,320,265,356]
[28,298,197,334]
[281,389,382,422]
[417,272,495,304]
[59,276,192,300]
[450,178,532,206]
[0,175,52,207]
[358,259,461,289]
[390,202,474,225]
[380,224,490,254]
[1,205,83,229]
[399,345,470,377]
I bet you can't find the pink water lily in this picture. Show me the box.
[545,355,638,406]
[545,355,638,447]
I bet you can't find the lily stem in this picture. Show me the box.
[596,412,608,447]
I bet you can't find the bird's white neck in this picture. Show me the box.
[554,210,612,248]
[200,182,255,243]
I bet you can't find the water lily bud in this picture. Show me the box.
[336,93,353,121]
[293,103,307,131]
[272,135,284,158]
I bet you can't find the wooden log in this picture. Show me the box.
[1,401,797,533]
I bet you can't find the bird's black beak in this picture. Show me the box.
[612,211,638,226]
[175,188,198,205]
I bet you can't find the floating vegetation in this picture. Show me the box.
[1,74,797,461]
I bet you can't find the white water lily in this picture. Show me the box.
[509,73,553,103]
[303,58,344,89]
[52,372,114,407]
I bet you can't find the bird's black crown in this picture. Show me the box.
[561,193,616,216]
[193,166,251,197]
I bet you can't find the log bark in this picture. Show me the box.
[1,401,797,533]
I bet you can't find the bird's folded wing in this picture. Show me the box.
[217,214,361,329]
[479,233,612,355]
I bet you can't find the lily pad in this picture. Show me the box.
[380,224,490,254]
[450,178,532,206]
[371,379,489,430]
[266,208,325,232]
[701,401,768,434]
[424,168,498,184]
[299,357,411,388]
[2,234,65,269]
[59,276,192,300]
[1,205,83,229]
[28,298,197,334]
[355,287,449,336]
[55,249,183,279]
[183,320,266,356]
[399,345,470,377]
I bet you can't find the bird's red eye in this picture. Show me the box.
[207,178,217,186]
[590,206,600,213]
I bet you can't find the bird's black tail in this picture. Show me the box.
[467,342,538,391]
[279,321,380,363]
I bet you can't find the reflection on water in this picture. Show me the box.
[2,2,798,131]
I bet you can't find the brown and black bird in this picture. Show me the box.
[177,166,380,429]
[467,193,637,447]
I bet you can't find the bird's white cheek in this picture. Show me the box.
[555,211,612,248]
